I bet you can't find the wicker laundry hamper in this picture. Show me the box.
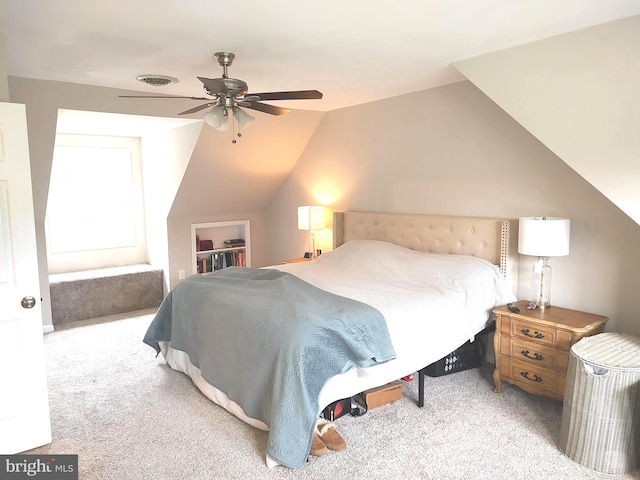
[558,332,640,474]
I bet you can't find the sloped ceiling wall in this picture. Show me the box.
[169,109,324,217]
[453,16,640,225]
[165,108,324,287]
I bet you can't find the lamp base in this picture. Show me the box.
[309,233,317,259]
[531,257,552,309]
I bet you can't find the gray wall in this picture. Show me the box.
[268,80,640,336]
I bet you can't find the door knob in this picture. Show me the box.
[21,296,36,309]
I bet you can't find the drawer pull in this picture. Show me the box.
[520,371,543,383]
[520,350,544,361]
[521,328,544,339]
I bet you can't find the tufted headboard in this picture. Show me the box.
[333,211,518,286]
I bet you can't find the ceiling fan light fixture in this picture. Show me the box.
[216,114,230,131]
[204,105,228,129]
[233,107,255,129]
[123,53,322,131]
[135,74,178,87]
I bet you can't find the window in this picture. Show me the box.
[46,135,147,273]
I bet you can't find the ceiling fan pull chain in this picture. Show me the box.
[232,116,237,144]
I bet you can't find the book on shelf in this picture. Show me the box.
[223,238,245,247]
[211,253,223,271]
[197,250,246,273]
[196,256,214,274]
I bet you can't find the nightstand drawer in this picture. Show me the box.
[508,359,566,398]
[507,338,568,371]
[512,319,556,347]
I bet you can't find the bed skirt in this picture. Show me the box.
[159,342,285,467]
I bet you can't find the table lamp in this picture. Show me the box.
[518,216,570,309]
[298,206,326,258]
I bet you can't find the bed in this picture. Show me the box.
[143,211,518,469]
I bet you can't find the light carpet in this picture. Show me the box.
[27,310,640,480]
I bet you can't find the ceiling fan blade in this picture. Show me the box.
[119,95,211,100]
[244,102,289,116]
[198,77,228,95]
[178,102,217,115]
[247,90,323,101]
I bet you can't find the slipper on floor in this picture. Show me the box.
[315,419,346,451]
[310,432,327,456]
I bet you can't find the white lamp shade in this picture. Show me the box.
[518,217,570,257]
[233,107,255,129]
[217,114,229,131]
[298,206,326,231]
[204,105,229,131]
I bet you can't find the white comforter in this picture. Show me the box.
[160,239,517,467]
[273,239,517,408]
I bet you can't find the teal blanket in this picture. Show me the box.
[143,267,395,468]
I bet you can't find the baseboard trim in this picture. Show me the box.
[43,324,54,334]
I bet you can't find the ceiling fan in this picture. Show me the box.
[120,52,323,131]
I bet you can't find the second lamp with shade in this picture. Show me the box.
[298,206,326,258]
[518,216,571,309]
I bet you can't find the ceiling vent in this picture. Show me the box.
[135,74,178,87]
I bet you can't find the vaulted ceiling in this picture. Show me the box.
[2,1,638,113]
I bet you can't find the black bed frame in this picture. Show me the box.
[417,322,496,407]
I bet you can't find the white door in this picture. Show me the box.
[0,102,51,453]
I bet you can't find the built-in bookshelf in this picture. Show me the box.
[191,220,251,275]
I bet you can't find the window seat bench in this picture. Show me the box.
[49,264,164,326]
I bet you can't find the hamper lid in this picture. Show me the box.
[571,333,640,369]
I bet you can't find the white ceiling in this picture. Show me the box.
[2,1,639,113]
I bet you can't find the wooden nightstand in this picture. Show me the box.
[492,300,608,401]
[281,258,311,264]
